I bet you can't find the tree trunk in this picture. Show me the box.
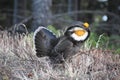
[32,0,52,31]
[13,0,27,24]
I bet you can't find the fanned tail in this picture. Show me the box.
[33,26,57,57]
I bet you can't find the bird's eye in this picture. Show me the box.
[83,22,89,28]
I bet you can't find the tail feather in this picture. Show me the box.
[33,26,57,57]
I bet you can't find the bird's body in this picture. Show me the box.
[33,22,90,63]
[49,36,82,63]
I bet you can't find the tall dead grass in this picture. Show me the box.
[0,31,120,80]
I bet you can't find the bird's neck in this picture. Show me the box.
[65,35,82,46]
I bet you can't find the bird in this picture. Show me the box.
[33,22,90,63]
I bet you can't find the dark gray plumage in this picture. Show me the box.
[33,22,90,63]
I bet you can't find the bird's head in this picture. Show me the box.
[65,22,90,43]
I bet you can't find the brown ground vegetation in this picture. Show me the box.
[0,32,120,80]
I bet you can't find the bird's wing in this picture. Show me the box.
[51,37,73,59]
[33,26,57,57]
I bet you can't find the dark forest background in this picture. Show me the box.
[0,0,120,51]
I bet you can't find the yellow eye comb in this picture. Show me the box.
[83,22,89,28]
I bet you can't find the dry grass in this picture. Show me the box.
[0,31,120,80]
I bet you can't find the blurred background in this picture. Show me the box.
[0,0,120,52]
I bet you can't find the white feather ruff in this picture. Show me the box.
[71,31,88,41]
